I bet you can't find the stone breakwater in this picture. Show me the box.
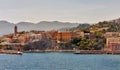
[0,50,20,54]
[1,50,120,55]
[24,50,75,53]
[74,50,120,54]
[25,50,120,54]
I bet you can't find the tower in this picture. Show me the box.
[14,25,18,35]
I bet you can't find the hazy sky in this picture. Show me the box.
[0,0,120,23]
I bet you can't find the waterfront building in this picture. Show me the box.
[47,31,58,40]
[74,31,84,38]
[26,32,42,42]
[84,31,90,39]
[57,31,73,41]
[47,31,58,48]
[89,32,96,39]
[106,37,120,51]
[104,32,120,38]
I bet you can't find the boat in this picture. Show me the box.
[74,50,81,54]
[17,51,23,55]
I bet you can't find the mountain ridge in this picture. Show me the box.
[0,20,87,36]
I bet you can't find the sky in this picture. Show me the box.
[0,0,120,24]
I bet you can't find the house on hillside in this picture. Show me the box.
[104,32,120,38]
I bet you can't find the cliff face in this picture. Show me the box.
[23,39,52,50]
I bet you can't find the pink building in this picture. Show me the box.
[104,32,120,38]
[106,37,120,51]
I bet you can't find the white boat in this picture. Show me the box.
[74,50,80,54]
[17,51,23,55]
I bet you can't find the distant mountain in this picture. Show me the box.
[0,20,87,36]
[35,21,79,31]
[0,20,14,36]
[16,21,80,32]
[17,22,35,31]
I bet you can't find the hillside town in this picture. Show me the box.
[0,20,120,54]
[0,25,84,51]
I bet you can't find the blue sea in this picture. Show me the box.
[0,52,120,70]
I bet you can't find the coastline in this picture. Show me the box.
[24,50,75,53]
[24,50,120,55]
[0,50,21,55]
[1,50,120,55]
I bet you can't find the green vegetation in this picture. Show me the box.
[77,24,90,29]
[59,37,105,50]
[90,21,120,32]
[59,42,73,50]
[94,31,103,38]
[71,37,105,50]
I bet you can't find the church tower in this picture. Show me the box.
[14,25,18,35]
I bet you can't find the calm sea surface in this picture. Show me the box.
[0,52,120,70]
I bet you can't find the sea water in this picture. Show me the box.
[0,52,120,70]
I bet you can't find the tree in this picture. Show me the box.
[94,31,103,38]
